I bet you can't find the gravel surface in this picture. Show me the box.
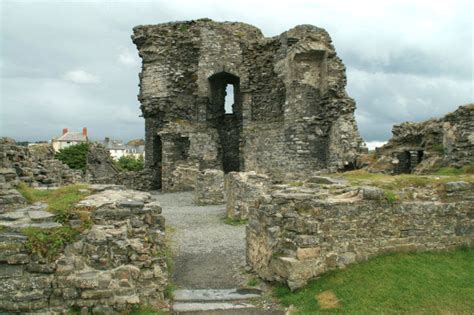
[151,191,246,289]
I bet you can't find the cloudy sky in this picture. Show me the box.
[1,0,472,148]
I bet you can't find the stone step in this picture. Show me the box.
[172,302,284,315]
[172,289,285,315]
[174,288,261,302]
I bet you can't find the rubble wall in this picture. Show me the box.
[238,177,474,290]
[0,188,168,314]
[372,104,474,174]
[0,138,83,210]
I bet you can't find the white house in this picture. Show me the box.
[51,128,88,152]
[100,138,145,160]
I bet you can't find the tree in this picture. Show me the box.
[116,155,144,172]
[55,143,89,171]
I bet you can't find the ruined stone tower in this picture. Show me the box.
[132,19,364,191]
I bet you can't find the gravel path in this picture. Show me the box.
[151,191,246,289]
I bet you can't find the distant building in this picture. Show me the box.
[52,128,88,152]
[100,137,145,160]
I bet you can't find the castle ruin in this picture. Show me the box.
[132,19,365,192]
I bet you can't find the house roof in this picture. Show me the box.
[55,132,87,142]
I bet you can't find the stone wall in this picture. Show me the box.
[0,186,168,314]
[132,19,365,192]
[230,175,474,290]
[86,143,120,180]
[225,171,270,220]
[1,138,83,188]
[371,104,474,174]
[193,169,225,205]
[89,170,153,192]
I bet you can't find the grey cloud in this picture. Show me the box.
[1,0,472,143]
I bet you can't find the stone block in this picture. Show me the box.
[361,186,385,200]
[296,247,320,260]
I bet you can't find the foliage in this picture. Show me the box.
[164,283,177,299]
[22,226,78,260]
[246,277,260,287]
[275,249,474,314]
[223,217,248,226]
[127,139,145,146]
[55,142,89,171]
[431,143,445,154]
[116,155,145,172]
[178,23,189,32]
[384,190,398,205]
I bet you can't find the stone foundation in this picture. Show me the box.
[0,186,168,314]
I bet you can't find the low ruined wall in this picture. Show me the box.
[0,187,168,314]
[90,170,153,192]
[1,138,83,211]
[225,171,270,220]
[194,169,225,205]
[242,178,474,290]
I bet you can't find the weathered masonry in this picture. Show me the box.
[132,19,365,192]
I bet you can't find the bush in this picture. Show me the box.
[55,142,89,171]
[116,155,144,172]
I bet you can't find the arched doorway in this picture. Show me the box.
[208,72,242,173]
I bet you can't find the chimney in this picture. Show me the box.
[62,128,68,135]
[82,127,88,137]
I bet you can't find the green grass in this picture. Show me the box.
[160,225,177,300]
[17,183,90,223]
[16,183,91,259]
[288,181,304,187]
[384,190,398,204]
[223,217,248,226]
[275,249,474,314]
[336,170,474,201]
[246,277,260,287]
[22,226,78,260]
[435,164,474,176]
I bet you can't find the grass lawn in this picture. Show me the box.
[275,249,474,314]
